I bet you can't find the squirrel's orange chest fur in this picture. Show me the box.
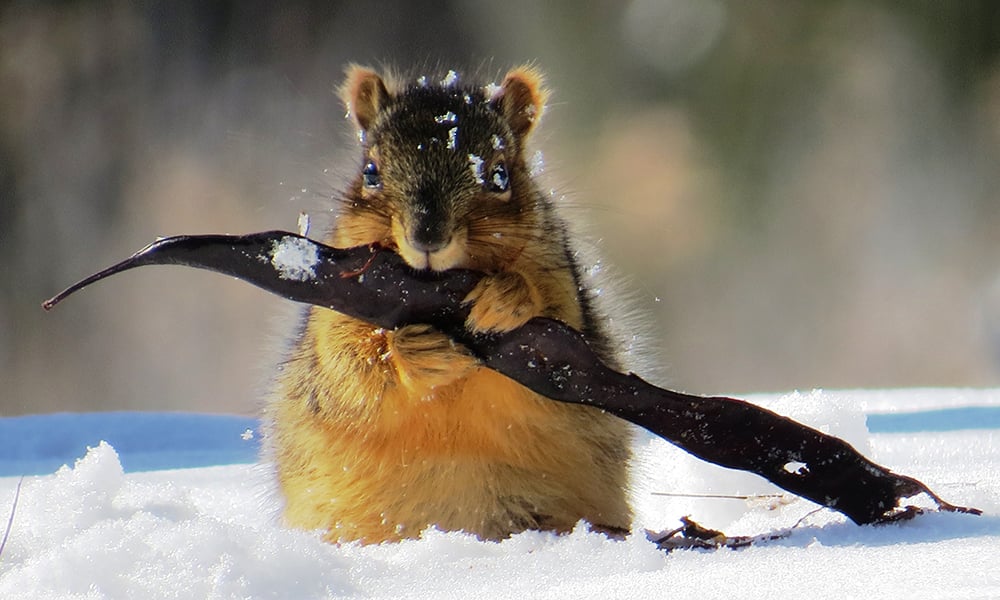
[271,313,631,543]
[267,65,633,544]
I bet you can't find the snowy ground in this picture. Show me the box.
[0,389,998,599]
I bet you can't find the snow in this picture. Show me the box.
[468,153,485,184]
[297,211,311,237]
[1,389,998,599]
[440,70,458,87]
[484,82,502,101]
[434,111,457,124]
[267,235,319,281]
[529,149,545,177]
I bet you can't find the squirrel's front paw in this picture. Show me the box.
[463,271,542,334]
[388,324,477,391]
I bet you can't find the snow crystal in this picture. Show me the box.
[783,461,808,474]
[468,153,485,184]
[529,149,545,177]
[491,134,504,150]
[440,70,458,87]
[269,236,319,281]
[434,111,457,124]
[297,211,311,237]
[447,127,458,150]
[484,82,502,100]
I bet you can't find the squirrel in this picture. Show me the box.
[267,65,634,544]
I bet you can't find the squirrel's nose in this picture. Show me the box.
[408,218,451,254]
[409,185,453,252]
[408,233,450,255]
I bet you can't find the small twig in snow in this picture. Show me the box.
[0,476,24,561]
[650,492,787,501]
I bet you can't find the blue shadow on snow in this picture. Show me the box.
[866,406,1000,433]
[0,412,260,476]
[1,405,998,476]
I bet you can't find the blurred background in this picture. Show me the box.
[3,1,1000,416]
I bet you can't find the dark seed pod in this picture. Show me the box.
[43,231,982,525]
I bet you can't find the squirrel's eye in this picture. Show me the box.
[362,160,381,188]
[486,161,509,193]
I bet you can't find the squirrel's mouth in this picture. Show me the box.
[396,239,466,271]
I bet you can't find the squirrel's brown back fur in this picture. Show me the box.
[267,66,633,544]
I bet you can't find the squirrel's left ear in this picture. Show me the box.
[491,66,549,139]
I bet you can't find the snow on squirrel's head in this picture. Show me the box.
[334,65,550,272]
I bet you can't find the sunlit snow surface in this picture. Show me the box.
[1,389,998,599]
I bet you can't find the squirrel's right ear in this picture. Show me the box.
[341,66,390,132]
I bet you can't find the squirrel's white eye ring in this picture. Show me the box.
[486,161,509,193]
[362,160,381,188]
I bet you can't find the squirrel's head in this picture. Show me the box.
[335,66,549,271]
